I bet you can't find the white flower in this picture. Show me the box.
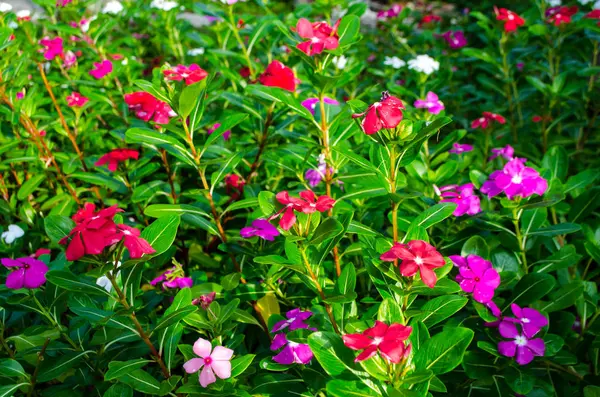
[548,0,561,5]
[97,262,121,292]
[408,54,440,75]
[187,48,205,56]
[332,55,348,69]
[121,58,128,65]
[451,17,458,25]
[102,1,124,14]
[2,225,24,244]
[8,21,18,29]
[384,56,406,69]
[0,3,13,12]
[16,10,30,18]
[150,0,179,11]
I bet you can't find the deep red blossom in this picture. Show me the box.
[546,6,578,26]
[293,18,340,56]
[343,321,412,363]
[471,112,506,129]
[586,10,600,26]
[95,149,139,172]
[225,174,245,200]
[274,190,335,230]
[116,224,155,259]
[380,240,446,288]
[163,64,208,85]
[124,92,175,124]
[419,14,441,27]
[259,60,297,92]
[495,8,525,32]
[353,92,404,135]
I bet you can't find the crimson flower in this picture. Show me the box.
[495,8,525,32]
[66,92,89,107]
[259,60,297,92]
[419,14,442,27]
[546,6,578,26]
[124,92,175,124]
[353,92,404,135]
[225,174,244,199]
[95,149,139,172]
[343,321,412,363]
[116,224,155,259]
[293,18,339,56]
[586,10,600,26]
[380,240,446,288]
[163,64,208,85]
[275,190,335,230]
[471,112,506,129]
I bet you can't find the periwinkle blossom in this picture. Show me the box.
[451,254,500,303]
[449,143,473,155]
[352,92,404,135]
[504,304,548,338]
[383,56,405,69]
[489,144,514,161]
[187,48,205,56]
[414,91,444,114]
[301,97,339,116]
[192,292,216,309]
[2,224,24,244]
[102,1,124,14]
[275,190,335,230]
[240,219,280,241]
[498,321,545,365]
[331,55,348,69]
[63,50,77,68]
[184,338,233,387]
[441,30,467,49]
[89,60,113,79]
[1,257,49,289]
[151,266,193,289]
[150,0,179,11]
[481,158,548,200]
[436,183,481,216]
[39,37,64,60]
[407,54,439,75]
[270,333,313,365]
[471,112,505,129]
[304,154,330,187]
[343,321,412,363]
[272,308,316,333]
[0,3,13,12]
[380,240,445,288]
[377,4,402,19]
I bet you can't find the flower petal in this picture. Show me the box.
[199,365,216,387]
[193,338,212,358]
[342,334,373,350]
[211,346,234,361]
[499,321,519,339]
[211,359,231,380]
[183,358,204,374]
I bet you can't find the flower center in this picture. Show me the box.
[204,357,213,365]
[508,14,514,20]
[474,276,480,282]
[414,256,424,265]
[372,337,384,345]
[521,318,530,323]
[511,174,523,184]
[514,335,527,346]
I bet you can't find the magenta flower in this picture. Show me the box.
[116,224,155,259]
[270,333,313,365]
[436,183,481,216]
[498,321,545,365]
[151,267,193,289]
[377,4,402,19]
[240,219,280,241]
[441,30,467,49]
[413,92,444,114]
[449,143,473,155]
[89,60,113,79]
[304,154,330,187]
[66,92,89,107]
[272,308,315,333]
[481,158,548,200]
[16,92,25,100]
[301,97,340,116]
[183,338,233,388]
[489,144,514,161]
[2,257,49,289]
[192,292,216,309]
[207,123,231,140]
[63,50,77,69]
[39,37,64,60]
[504,304,548,338]
[453,254,500,303]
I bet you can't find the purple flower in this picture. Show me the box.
[504,304,548,338]
[1,257,49,289]
[151,266,193,289]
[207,123,231,140]
[304,154,330,187]
[270,333,313,365]
[486,300,502,318]
[516,62,524,71]
[490,144,514,161]
[436,183,481,216]
[453,255,500,303]
[481,158,548,200]
[413,92,445,114]
[441,30,467,49]
[272,308,315,333]
[301,97,339,116]
[448,143,473,155]
[193,292,216,309]
[240,219,280,241]
[498,321,545,365]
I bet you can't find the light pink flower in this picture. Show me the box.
[183,338,233,388]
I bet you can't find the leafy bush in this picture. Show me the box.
[0,0,599,396]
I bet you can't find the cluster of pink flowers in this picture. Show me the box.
[380,240,446,288]
[293,19,340,56]
[481,158,548,200]
[274,190,335,230]
[353,92,404,135]
[124,92,176,124]
[270,309,315,365]
[343,321,412,363]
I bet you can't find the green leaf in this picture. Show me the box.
[307,332,367,378]
[202,113,248,153]
[154,306,197,332]
[414,327,474,375]
[0,383,30,397]
[247,85,313,120]
[461,235,490,259]
[178,78,206,119]
[133,79,170,103]
[542,146,568,182]
[521,208,548,237]
[17,174,45,200]
[539,282,584,313]
[526,76,549,94]
[504,366,535,395]
[118,369,161,394]
[533,245,582,273]
[507,273,556,307]
[405,203,456,238]
[125,127,196,168]
[565,169,598,194]
[103,384,133,397]
[230,354,255,377]
[37,350,95,382]
[144,204,211,219]
[569,187,600,223]
[70,172,127,193]
[210,152,243,194]
[409,295,468,327]
[232,309,261,326]
[221,273,242,291]
[337,15,360,47]
[46,270,111,296]
[528,223,581,237]
[336,263,356,295]
[0,359,27,379]
[462,351,496,379]
[309,218,344,245]
[140,216,180,257]
[584,386,600,397]
[44,215,75,244]
[333,146,383,176]
[326,379,380,397]
[105,359,152,381]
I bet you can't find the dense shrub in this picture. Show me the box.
[0,0,599,396]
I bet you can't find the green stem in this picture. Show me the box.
[512,208,528,273]
[227,6,254,78]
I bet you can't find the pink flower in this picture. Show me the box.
[124,92,175,125]
[546,6,578,26]
[270,334,313,365]
[89,60,113,79]
[207,123,231,140]
[448,143,473,154]
[95,149,139,172]
[66,92,89,107]
[56,0,72,6]
[240,219,280,241]
[116,224,155,259]
[377,4,402,19]
[471,112,506,129]
[163,64,208,85]
[489,144,514,161]
[39,37,64,60]
[32,248,51,258]
[1,257,49,289]
[301,97,339,115]
[16,91,25,100]
[151,267,193,289]
[274,190,335,230]
[436,183,481,216]
[495,8,525,32]
[498,321,545,365]
[481,158,548,200]
[183,338,233,388]
[441,30,467,49]
[453,254,500,303]
[413,91,444,114]
[504,304,548,338]
[380,240,446,288]
[352,92,404,135]
[343,321,412,363]
[192,292,216,309]
[63,50,77,69]
[293,18,340,56]
[272,308,315,333]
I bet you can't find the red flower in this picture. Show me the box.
[352,92,404,135]
[259,60,297,92]
[163,64,208,85]
[586,10,600,26]
[547,6,578,26]
[59,204,122,261]
[293,18,340,56]
[274,190,335,230]
[495,8,525,32]
[225,174,245,199]
[124,92,175,125]
[66,92,89,107]
[343,321,412,363]
[116,224,155,259]
[380,240,446,288]
[532,115,542,123]
[95,149,139,172]
[419,14,442,27]
[32,248,51,258]
[239,67,251,78]
[471,112,506,129]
